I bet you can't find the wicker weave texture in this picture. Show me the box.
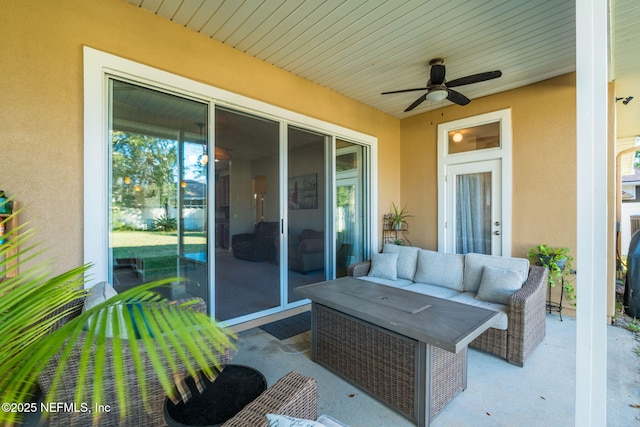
[38,297,230,427]
[314,304,465,423]
[222,371,318,427]
[430,347,465,417]
[316,304,416,418]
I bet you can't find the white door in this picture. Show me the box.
[445,159,502,255]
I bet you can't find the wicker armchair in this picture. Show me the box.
[348,261,548,367]
[37,297,231,427]
[223,371,318,427]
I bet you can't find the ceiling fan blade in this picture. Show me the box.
[404,94,427,112]
[381,87,427,95]
[430,64,446,86]
[446,70,502,88]
[446,89,471,106]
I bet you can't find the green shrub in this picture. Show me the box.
[153,214,177,231]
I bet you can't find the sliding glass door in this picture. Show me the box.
[336,141,366,277]
[109,79,209,302]
[96,58,373,326]
[287,127,328,303]
[215,107,281,321]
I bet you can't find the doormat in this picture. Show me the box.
[259,311,311,340]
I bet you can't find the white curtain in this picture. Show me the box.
[456,172,491,254]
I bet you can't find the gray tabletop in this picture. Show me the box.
[296,276,499,353]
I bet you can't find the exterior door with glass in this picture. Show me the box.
[445,160,502,255]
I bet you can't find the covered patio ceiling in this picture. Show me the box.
[125,0,640,119]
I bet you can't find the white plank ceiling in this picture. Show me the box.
[125,0,639,119]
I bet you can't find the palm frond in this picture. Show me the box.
[0,203,235,425]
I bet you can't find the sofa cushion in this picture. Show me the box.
[476,266,526,305]
[463,253,529,293]
[383,243,419,280]
[367,252,398,281]
[450,292,509,330]
[82,281,128,338]
[413,250,465,291]
[357,275,413,288]
[403,283,460,299]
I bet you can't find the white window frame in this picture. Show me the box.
[83,47,378,295]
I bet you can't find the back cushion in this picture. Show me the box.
[383,243,420,280]
[463,253,530,293]
[414,250,465,291]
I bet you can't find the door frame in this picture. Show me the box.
[437,109,513,255]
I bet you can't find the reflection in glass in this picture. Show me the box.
[287,127,327,302]
[336,141,365,277]
[109,79,209,304]
[218,107,280,321]
[448,122,500,154]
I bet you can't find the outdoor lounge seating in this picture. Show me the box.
[37,296,232,426]
[222,371,318,427]
[348,243,548,366]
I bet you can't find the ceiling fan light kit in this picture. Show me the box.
[381,58,503,112]
[426,87,448,102]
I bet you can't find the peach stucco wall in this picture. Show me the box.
[400,73,577,257]
[1,2,613,318]
[400,74,583,315]
[1,0,400,274]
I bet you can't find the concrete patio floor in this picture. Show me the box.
[231,313,640,427]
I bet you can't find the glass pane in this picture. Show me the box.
[109,79,209,304]
[219,107,280,321]
[455,172,491,254]
[288,127,327,302]
[336,141,365,277]
[448,122,500,154]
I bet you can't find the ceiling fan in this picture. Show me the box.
[381,58,502,112]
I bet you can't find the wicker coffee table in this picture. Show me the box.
[296,277,499,427]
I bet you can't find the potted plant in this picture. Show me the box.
[0,199,234,425]
[527,244,576,302]
[391,202,412,231]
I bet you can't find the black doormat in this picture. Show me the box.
[259,311,311,340]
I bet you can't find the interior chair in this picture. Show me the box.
[231,221,279,262]
[288,229,324,274]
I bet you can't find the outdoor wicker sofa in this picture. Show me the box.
[348,244,549,366]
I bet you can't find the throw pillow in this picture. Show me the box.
[267,414,326,427]
[367,252,398,281]
[383,243,419,280]
[476,266,526,305]
[83,281,118,311]
[463,253,529,293]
